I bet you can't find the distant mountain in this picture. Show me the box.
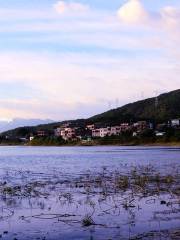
[0,118,54,133]
[1,89,180,137]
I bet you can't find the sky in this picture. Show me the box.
[0,0,180,121]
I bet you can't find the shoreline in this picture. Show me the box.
[0,142,180,147]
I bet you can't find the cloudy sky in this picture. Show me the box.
[0,0,180,121]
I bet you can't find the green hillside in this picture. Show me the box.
[89,89,180,125]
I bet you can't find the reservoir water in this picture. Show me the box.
[0,146,179,239]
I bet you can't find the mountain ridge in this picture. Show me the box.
[0,118,54,133]
[89,89,180,125]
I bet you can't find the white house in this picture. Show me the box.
[54,127,61,137]
[99,127,111,138]
[55,127,76,140]
[92,126,122,138]
[171,119,180,127]
[61,128,76,140]
[156,131,165,137]
[30,136,34,141]
[110,126,121,135]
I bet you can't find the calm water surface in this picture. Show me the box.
[0,146,179,240]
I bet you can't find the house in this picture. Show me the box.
[30,136,34,141]
[75,127,92,140]
[156,123,167,131]
[19,138,28,142]
[59,127,76,141]
[133,132,138,137]
[149,122,154,129]
[171,119,180,127]
[156,131,165,137]
[99,127,111,138]
[61,122,70,128]
[120,123,130,132]
[110,126,121,136]
[92,125,127,138]
[37,130,47,137]
[133,121,148,132]
[54,127,62,137]
[92,129,101,138]
[81,137,92,145]
[86,124,95,131]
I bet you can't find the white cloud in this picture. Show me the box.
[117,0,149,24]
[117,0,180,31]
[161,6,180,19]
[0,51,179,120]
[116,0,180,61]
[0,1,179,119]
[0,2,90,22]
[160,6,180,29]
[53,1,89,15]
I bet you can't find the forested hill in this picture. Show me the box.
[88,89,180,125]
[1,89,180,137]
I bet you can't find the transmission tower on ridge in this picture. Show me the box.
[154,90,159,108]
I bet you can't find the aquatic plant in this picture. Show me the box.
[82,214,94,227]
[0,163,179,239]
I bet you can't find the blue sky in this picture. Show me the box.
[1,0,180,10]
[0,0,180,120]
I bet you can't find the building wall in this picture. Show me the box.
[171,119,180,126]
[92,129,100,137]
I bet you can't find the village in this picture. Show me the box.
[29,118,180,144]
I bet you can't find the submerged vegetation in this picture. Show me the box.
[0,163,179,239]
